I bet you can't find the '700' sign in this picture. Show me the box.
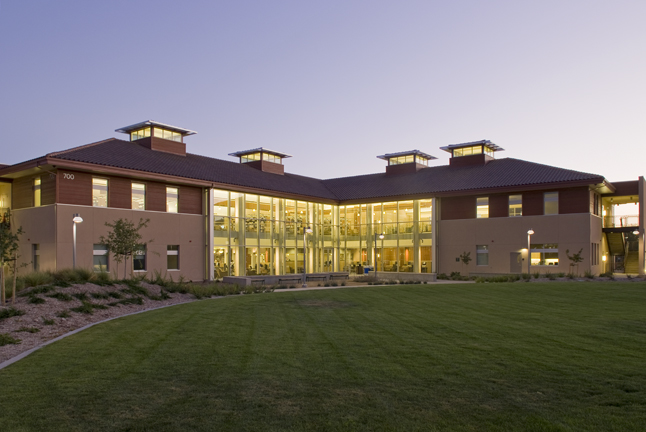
[63,173,75,180]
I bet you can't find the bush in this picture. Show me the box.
[521,273,531,280]
[437,273,448,280]
[47,292,73,302]
[0,333,21,346]
[567,273,575,279]
[557,272,566,278]
[72,292,89,301]
[42,317,55,325]
[341,282,346,286]
[28,295,46,304]
[70,302,109,314]
[532,271,541,279]
[353,275,378,283]
[21,271,54,288]
[91,292,110,300]
[331,282,338,287]
[56,310,71,318]
[0,307,25,321]
[584,270,594,279]
[16,326,40,333]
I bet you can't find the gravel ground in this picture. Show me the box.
[0,282,196,364]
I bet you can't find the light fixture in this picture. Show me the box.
[72,214,83,269]
[633,230,640,235]
[527,229,534,275]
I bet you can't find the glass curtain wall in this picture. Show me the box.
[211,189,433,278]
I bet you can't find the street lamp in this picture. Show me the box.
[374,231,384,280]
[527,229,534,275]
[302,226,313,287]
[72,214,83,269]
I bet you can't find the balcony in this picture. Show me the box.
[603,215,640,228]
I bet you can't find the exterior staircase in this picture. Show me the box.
[606,232,625,256]
[624,251,640,274]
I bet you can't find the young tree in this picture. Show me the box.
[566,248,584,276]
[459,251,472,277]
[99,218,151,279]
[0,210,24,305]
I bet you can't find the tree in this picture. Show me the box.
[99,218,151,279]
[566,248,584,276]
[459,251,472,277]
[0,210,24,305]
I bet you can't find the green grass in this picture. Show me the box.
[0,283,645,431]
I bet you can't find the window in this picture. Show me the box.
[166,187,178,213]
[453,145,483,157]
[32,244,40,271]
[389,155,414,165]
[592,242,599,265]
[476,197,489,218]
[241,153,261,163]
[530,244,559,266]
[33,178,41,207]
[93,244,108,272]
[476,245,489,266]
[153,127,182,142]
[133,247,146,271]
[92,178,108,207]
[416,156,428,166]
[509,194,522,217]
[544,192,558,215]
[262,153,281,164]
[167,245,179,270]
[130,127,151,141]
[132,183,146,210]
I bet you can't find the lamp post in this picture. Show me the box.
[527,229,534,275]
[374,231,384,280]
[302,226,313,287]
[72,214,83,269]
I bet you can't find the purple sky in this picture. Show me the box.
[1,1,645,182]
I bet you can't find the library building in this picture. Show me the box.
[0,120,643,283]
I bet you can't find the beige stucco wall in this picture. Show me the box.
[438,213,600,275]
[54,204,205,281]
[12,205,57,272]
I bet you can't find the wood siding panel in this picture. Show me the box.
[12,176,34,209]
[441,196,475,220]
[41,173,56,205]
[560,187,589,214]
[523,191,543,216]
[58,170,92,206]
[109,177,131,209]
[179,186,203,215]
[147,183,166,212]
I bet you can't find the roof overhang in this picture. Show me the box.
[115,120,197,136]
[228,147,292,159]
[439,140,504,153]
[376,150,437,161]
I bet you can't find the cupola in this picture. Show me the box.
[229,148,292,175]
[116,120,197,156]
[439,140,503,167]
[377,150,437,175]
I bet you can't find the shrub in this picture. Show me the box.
[47,292,73,302]
[567,273,575,279]
[16,326,40,333]
[324,283,330,287]
[341,282,346,286]
[94,271,113,286]
[20,284,56,296]
[353,275,378,283]
[521,273,531,280]
[0,307,25,321]
[56,310,71,318]
[91,292,110,300]
[0,333,21,346]
[331,282,338,287]
[72,293,88,301]
[584,270,594,279]
[70,302,109,314]
[437,273,449,280]
[557,272,565,278]
[21,271,54,288]
[476,277,486,283]
[532,271,541,279]
[109,297,144,306]
[28,295,46,304]
[42,317,55,325]
[107,291,123,299]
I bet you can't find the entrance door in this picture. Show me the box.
[510,252,522,273]
[323,248,333,272]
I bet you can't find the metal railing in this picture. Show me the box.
[603,215,640,228]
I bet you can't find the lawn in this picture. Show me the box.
[0,282,644,431]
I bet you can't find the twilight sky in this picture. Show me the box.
[1,0,645,182]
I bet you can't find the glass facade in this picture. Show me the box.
[212,189,433,278]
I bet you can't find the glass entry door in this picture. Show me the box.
[322,248,334,272]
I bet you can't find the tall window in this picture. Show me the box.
[134,247,146,271]
[544,192,558,215]
[32,244,40,271]
[476,245,489,266]
[33,178,41,207]
[166,187,179,213]
[132,183,146,210]
[92,178,108,207]
[167,245,179,270]
[476,197,489,218]
[509,194,522,217]
[93,244,108,272]
[530,244,559,266]
[153,127,182,142]
[130,127,151,141]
